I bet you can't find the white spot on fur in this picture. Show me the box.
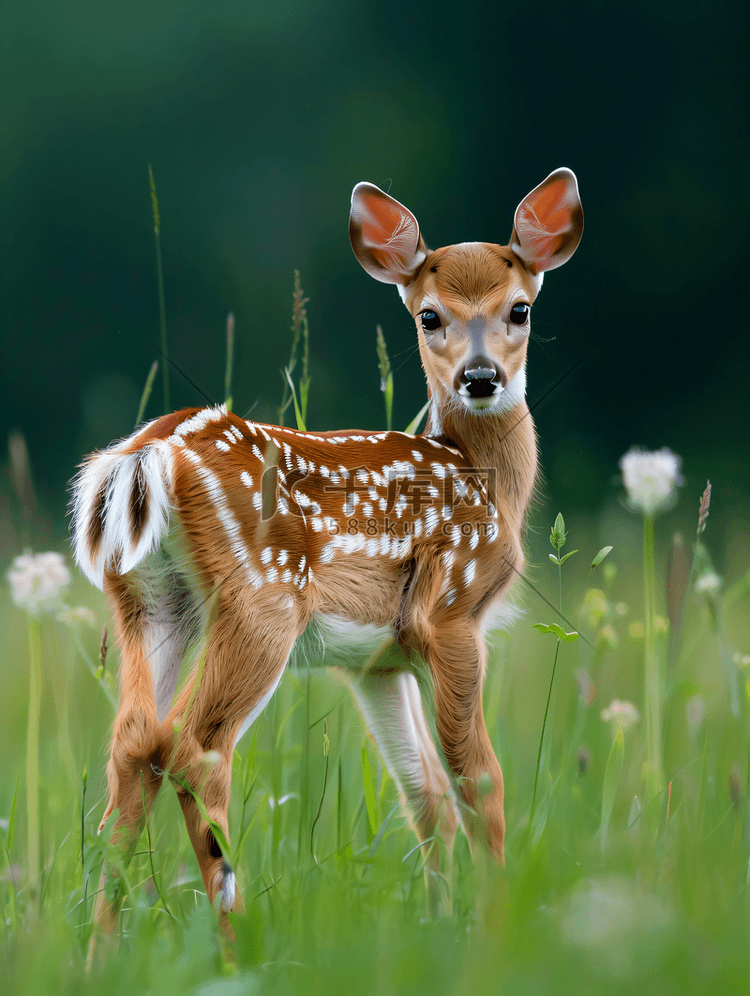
[181,449,260,590]
[168,406,227,446]
[463,560,476,587]
[240,471,253,488]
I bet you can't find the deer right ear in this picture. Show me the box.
[349,183,428,285]
[510,168,583,275]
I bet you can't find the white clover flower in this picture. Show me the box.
[601,699,640,731]
[56,605,97,628]
[695,570,722,594]
[6,551,71,614]
[619,447,683,516]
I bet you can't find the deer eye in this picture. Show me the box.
[509,303,530,325]
[419,310,442,332]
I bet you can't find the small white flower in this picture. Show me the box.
[619,447,683,516]
[695,570,722,594]
[6,551,71,615]
[56,605,97,628]
[601,699,640,731]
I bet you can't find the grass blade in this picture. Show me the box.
[224,312,235,411]
[135,360,159,427]
[360,743,379,840]
[148,164,169,413]
[405,399,430,435]
[601,728,625,853]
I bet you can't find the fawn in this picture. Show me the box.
[71,168,583,927]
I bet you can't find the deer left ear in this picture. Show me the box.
[510,168,583,275]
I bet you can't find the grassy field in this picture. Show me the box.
[3,285,750,992]
[2,474,750,994]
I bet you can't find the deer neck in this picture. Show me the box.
[426,395,538,526]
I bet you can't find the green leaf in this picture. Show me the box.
[550,512,567,551]
[404,398,430,435]
[591,545,613,569]
[300,376,310,426]
[549,554,561,565]
[368,803,400,857]
[601,728,625,852]
[284,368,307,431]
[532,623,579,642]
[559,549,579,564]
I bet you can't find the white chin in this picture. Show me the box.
[461,393,502,413]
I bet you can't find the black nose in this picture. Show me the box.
[459,357,505,398]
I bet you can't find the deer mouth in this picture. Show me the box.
[459,389,505,413]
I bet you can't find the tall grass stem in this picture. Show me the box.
[643,513,662,796]
[25,614,41,917]
[136,360,159,427]
[149,165,169,413]
[224,312,235,411]
[529,638,560,832]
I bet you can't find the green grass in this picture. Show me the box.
[2,504,750,994]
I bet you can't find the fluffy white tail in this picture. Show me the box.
[70,436,173,589]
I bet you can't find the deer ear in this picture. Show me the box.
[349,183,429,285]
[510,168,583,275]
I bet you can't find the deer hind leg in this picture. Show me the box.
[93,559,203,933]
[344,665,461,916]
[164,589,302,921]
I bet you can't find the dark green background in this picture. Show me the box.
[2,0,748,563]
